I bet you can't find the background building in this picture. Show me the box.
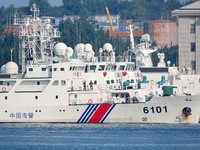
[144,20,178,48]
[172,1,200,74]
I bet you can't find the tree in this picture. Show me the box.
[118,1,133,20]
[28,0,51,14]
[59,19,108,52]
[152,46,178,67]
[62,0,83,14]
[58,18,130,56]
[164,0,182,19]
[0,33,19,67]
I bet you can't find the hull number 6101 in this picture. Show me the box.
[143,106,167,114]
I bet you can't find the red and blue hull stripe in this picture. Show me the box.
[77,104,116,123]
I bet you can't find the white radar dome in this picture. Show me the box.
[54,42,67,56]
[103,43,113,52]
[0,64,5,73]
[74,43,85,53]
[84,43,93,53]
[66,47,74,57]
[5,62,18,74]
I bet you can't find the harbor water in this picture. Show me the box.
[0,123,200,150]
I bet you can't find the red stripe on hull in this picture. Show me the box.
[88,104,112,123]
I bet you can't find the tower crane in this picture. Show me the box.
[103,0,114,31]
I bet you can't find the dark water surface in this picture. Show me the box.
[0,123,199,150]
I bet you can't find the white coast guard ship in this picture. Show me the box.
[0,4,200,124]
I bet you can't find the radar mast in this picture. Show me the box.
[14,3,60,73]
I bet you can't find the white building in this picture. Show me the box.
[172,1,200,74]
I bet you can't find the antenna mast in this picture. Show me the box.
[14,3,60,73]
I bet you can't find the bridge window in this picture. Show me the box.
[42,68,46,71]
[119,65,125,70]
[90,65,96,72]
[98,65,105,71]
[61,80,66,85]
[52,80,59,86]
[106,80,110,84]
[113,65,117,70]
[111,80,115,84]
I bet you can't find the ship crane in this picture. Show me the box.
[103,0,114,31]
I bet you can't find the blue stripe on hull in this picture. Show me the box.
[77,104,99,123]
[77,105,92,123]
[83,105,99,123]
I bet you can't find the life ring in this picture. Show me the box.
[88,99,93,104]
[2,87,6,92]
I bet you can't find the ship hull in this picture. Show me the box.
[0,95,199,124]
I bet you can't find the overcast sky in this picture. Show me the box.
[0,0,63,7]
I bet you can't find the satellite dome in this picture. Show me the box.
[66,47,73,54]
[66,47,74,58]
[84,43,93,53]
[74,43,85,53]
[5,62,18,74]
[0,64,5,73]
[103,43,113,52]
[54,42,67,56]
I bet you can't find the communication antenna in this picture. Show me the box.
[10,48,14,62]
[129,25,135,50]
[30,3,40,19]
